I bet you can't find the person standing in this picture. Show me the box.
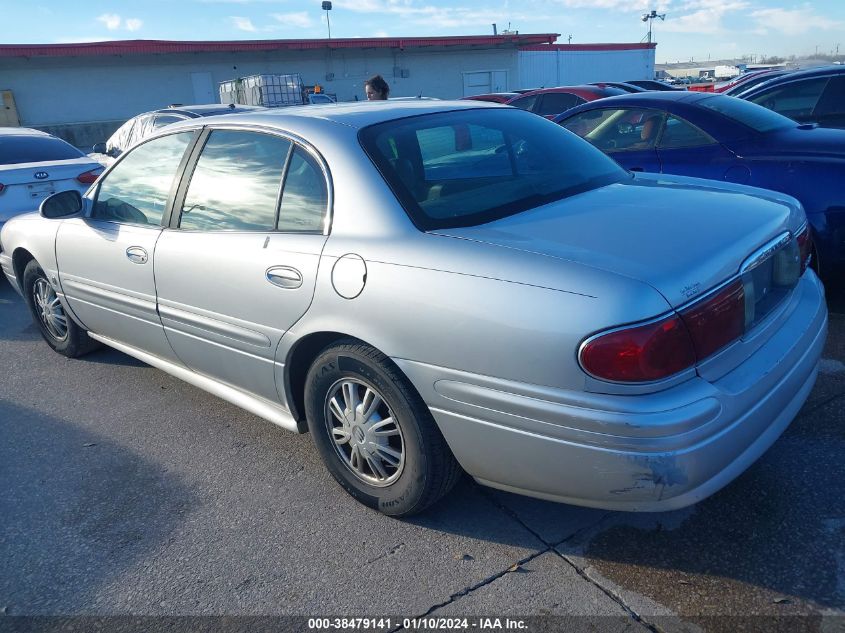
[364,75,390,100]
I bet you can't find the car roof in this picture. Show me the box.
[156,104,266,117]
[0,127,54,137]
[166,99,503,131]
[737,64,844,95]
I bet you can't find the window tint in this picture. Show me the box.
[814,76,845,116]
[562,108,664,152]
[92,132,193,225]
[746,77,828,120]
[0,135,84,165]
[697,95,793,132]
[153,114,186,130]
[509,94,537,111]
[658,115,716,148]
[106,118,136,154]
[277,147,328,232]
[179,130,291,232]
[537,93,582,116]
[359,108,626,231]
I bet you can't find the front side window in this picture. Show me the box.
[562,108,664,152]
[360,108,626,230]
[179,130,292,232]
[92,132,194,226]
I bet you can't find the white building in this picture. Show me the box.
[0,35,655,147]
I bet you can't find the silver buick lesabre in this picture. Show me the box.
[0,101,827,516]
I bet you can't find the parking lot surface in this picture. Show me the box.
[1,277,844,632]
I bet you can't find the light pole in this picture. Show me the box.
[322,1,332,39]
[641,10,666,44]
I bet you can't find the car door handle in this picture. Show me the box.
[126,246,148,264]
[266,266,303,289]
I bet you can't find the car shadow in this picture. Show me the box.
[0,400,195,614]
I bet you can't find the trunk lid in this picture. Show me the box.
[433,173,803,308]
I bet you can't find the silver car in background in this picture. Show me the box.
[0,101,826,516]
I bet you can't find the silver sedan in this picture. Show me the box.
[0,101,827,516]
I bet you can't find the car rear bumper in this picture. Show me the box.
[395,272,827,511]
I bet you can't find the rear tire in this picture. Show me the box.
[22,259,99,358]
[305,340,462,517]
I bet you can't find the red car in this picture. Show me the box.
[461,92,521,104]
[505,85,625,119]
[713,69,789,94]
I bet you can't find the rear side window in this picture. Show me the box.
[179,130,292,232]
[658,116,716,148]
[509,94,537,111]
[92,132,194,226]
[277,147,328,232]
[0,135,84,165]
[359,108,626,231]
[537,93,584,116]
[746,77,828,120]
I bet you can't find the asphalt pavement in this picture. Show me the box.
[1,276,844,633]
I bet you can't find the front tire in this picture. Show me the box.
[22,259,99,358]
[305,340,462,517]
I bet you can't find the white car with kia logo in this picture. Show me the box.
[0,128,103,230]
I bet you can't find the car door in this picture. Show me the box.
[55,131,197,361]
[153,128,329,403]
[654,114,739,181]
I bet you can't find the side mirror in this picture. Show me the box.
[40,190,83,219]
[92,142,107,154]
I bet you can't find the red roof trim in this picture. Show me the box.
[521,43,656,51]
[0,34,560,58]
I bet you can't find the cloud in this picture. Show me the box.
[339,1,552,29]
[231,16,258,31]
[96,13,144,32]
[659,0,749,35]
[270,11,313,28]
[751,6,841,36]
[96,13,122,30]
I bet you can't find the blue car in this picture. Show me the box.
[737,65,845,129]
[555,91,845,278]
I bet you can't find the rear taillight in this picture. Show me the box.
[581,229,808,384]
[579,315,696,382]
[76,169,102,184]
[796,224,812,275]
[678,279,745,361]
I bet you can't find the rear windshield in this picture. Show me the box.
[697,95,794,133]
[359,108,626,230]
[0,135,84,165]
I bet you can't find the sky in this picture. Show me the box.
[2,0,844,65]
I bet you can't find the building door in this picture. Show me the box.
[191,72,215,104]
[0,90,20,126]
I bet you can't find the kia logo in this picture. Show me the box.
[34,171,49,180]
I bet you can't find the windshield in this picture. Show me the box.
[359,108,626,230]
[697,95,794,133]
[0,135,84,165]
